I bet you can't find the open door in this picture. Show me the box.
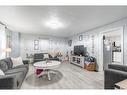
[102,27,123,70]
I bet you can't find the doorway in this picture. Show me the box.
[102,27,123,70]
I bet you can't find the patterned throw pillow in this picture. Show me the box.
[11,57,24,68]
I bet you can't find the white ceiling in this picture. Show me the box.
[0,6,127,38]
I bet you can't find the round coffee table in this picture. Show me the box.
[33,60,61,80]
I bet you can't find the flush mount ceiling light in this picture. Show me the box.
[44,16,64,29]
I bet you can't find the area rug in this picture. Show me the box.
[25,70,63,87]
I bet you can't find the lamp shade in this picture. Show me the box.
[3,48,12,53]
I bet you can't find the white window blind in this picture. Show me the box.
[40,39,49,52]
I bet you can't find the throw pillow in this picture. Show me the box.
[49,52,57,58]
[0,69,5,75]
[0,60,8,72]
[2,57,13,69]
[11,57,24,67]
[43,54,49,59]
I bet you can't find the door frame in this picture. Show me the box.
[100,26,124,70]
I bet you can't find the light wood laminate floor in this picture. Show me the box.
[21,62,104,89]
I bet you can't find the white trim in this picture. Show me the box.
[100,26,124,71]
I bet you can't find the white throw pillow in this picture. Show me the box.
[11,57,24,67]
[0,69,5,75]
[43,54,49,59]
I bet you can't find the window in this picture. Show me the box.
[40,39,49,52]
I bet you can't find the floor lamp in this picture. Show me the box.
[3,48,12,58]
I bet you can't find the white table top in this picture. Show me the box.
[33,60,61,69]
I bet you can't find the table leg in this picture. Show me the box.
[50,70,57,75]
[47,70,51,80]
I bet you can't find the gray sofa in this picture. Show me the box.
[104,64,127,89]
[33,53,59,63]
[0,57,29,89]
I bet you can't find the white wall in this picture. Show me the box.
[20,17,127,71]
[20,33,68,60]
[68,18,127,71]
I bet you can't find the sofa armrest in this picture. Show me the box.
[0,75,17,89]
[104,69,127,89]
[108,64,127,72]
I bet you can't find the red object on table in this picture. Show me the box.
[36,69,43,75]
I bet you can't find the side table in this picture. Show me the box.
[115,79,127,89]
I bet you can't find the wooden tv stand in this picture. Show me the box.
[70,55,96,71]
[70,55,85,68]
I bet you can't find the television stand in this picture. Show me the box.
[70,55,84,68]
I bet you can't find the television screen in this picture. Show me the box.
[74,45,87,56]
[74,46,79,55]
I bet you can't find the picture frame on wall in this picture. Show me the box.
[34,40,39,50]
[34,44,39,50]
[79,35,83,41]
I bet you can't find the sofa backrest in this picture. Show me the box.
[34,53,53,59]
[108,64,127,72]
[34,53,44,59]
[1,57,13,69]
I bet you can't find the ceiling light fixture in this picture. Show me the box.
[44,16,64,29]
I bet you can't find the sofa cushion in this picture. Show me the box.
[0,60,8,72]
[1,57,13,69]
[5,67,27,76]
[13,64,29,70]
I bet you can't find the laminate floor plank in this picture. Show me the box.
[21,62,104,89]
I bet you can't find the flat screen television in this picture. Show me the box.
[74,45,87,56]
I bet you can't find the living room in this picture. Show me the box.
[1,6,127,90]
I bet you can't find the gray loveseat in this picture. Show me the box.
[0,57,29,89]
[104,64,127,89]
[33,53,59,63]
